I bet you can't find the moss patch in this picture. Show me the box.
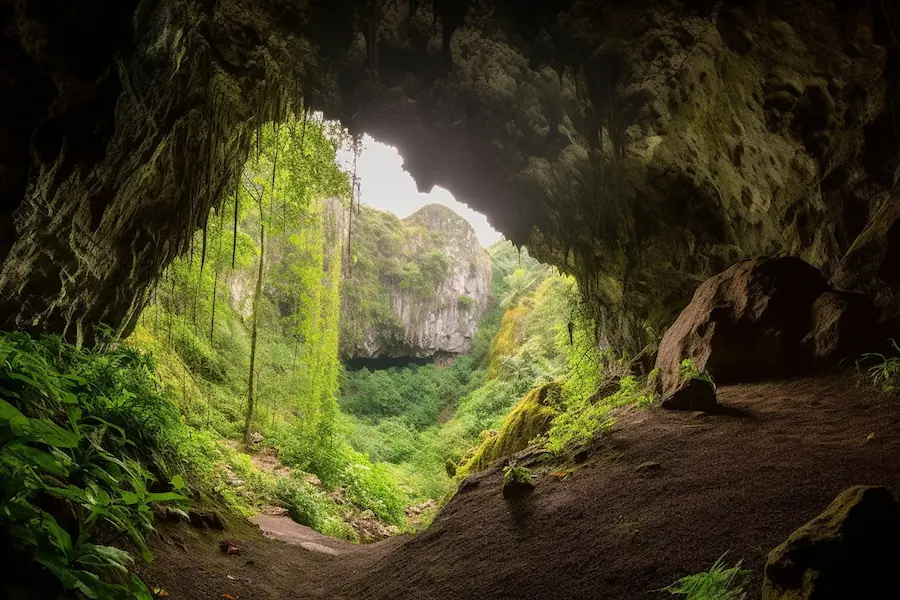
[457,381,561,477]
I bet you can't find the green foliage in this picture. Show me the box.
[130,117,410,537]
[340,358,477,430]
[0,332,189,599]
[273,476,354,540]
[502,464,533,486]
[458,295,475,310]
[456,382,560,478]
[661,554,752,600]
[543,375,657,455]
[680,359,716,389]
[861,340,900,393]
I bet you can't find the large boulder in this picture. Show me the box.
[656,257,829,393]
[763,486,900,600]
[801,291,877,365]
[661,378,718,412]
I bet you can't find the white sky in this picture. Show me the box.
[336,135,502,247]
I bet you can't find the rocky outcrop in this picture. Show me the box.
[1,2,899,352]
[764,485,900,600]
[656,258,829,393]
[655,257,883,392]
[340,204,491,359]
[801,291,877,362]
[660,378,718,412]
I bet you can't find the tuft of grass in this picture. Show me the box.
[660,553,752,600]
[861,339,900,393]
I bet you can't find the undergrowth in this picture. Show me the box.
[679,359,716,389]
[661,553,752,600]
[543,374,657,455]
[0,331,190,599]
[861,339,900,393]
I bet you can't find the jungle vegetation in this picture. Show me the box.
[0,114,663,598]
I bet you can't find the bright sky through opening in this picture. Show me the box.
[337,135,502,247]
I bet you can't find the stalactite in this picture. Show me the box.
[210,203,226,344]
[270,121,282,228]
[231,178,240,270]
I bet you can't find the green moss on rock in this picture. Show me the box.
[457,381,561,477]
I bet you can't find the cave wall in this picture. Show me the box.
[1,0,898,352]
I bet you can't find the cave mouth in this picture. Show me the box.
[339,134,502,248]
[343,354,437,371]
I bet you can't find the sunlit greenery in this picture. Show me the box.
[661,553,752,600]
[1,110,664,600]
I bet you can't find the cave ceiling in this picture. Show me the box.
[0,0,898,351]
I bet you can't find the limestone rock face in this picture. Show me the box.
[1,2,899,351]
[763,486,900,600]
[340,204,491,359]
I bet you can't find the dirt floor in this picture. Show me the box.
[142,375,900,599]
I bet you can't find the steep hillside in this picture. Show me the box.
[340,204,492,360]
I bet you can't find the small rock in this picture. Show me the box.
[303,473,322,486]
[662,378,718,412]
[219,540,240,555]
[502,477,536,499]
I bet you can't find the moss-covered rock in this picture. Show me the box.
[763,485,900,600]
[457,382,560,477]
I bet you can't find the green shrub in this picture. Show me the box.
[458,295,475,310]
[0,331,189,599]
[273,477,354,540]
[861,340,900,392]
[502,464,533,486]
[661,553,752,600]
[679,358,716,389]
[543,376,655,455]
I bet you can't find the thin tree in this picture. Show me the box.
[242,174,267,446]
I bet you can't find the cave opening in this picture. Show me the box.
[343,355,436,371]
[4,2,900,598]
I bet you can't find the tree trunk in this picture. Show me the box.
[243,217,265,446]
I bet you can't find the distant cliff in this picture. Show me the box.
[340,204,492,359]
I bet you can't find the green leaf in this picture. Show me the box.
[119,491,140,505]
[147,492,188,504]
[129,574,154,600]
[74,544,134,573]
[26,419,80,448]
[46,484,88,504]
[3,443,70,477]
[0,398,29,427]
[41,512,74,557]
[170,474,186,492]
[34,553,99,599]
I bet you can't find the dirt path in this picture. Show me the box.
[253,515,358,556]
[144,375,900,599]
